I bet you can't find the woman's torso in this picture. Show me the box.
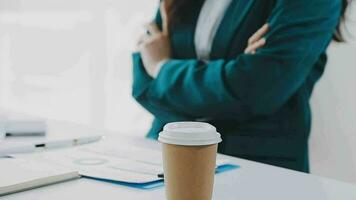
[149,0,330,172]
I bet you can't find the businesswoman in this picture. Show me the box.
[132,0,348,172]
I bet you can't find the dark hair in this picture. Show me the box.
[165,0,191,31]
[166,0,350,42]
[334,0,350,42]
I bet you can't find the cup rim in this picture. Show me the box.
[158,122,222,146]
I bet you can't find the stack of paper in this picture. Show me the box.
[0,158,80,196]
[10,139,239,190]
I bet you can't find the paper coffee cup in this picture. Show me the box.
[159,122,222,200]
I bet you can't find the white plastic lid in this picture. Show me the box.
[158,122,222,146]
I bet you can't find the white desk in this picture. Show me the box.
[1,120,356,200]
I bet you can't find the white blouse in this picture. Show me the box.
[194,0,232,60]
[153,0,232,78]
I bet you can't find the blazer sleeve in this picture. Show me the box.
[132,0,341,121]
[132,52,196,121]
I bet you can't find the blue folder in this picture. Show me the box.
[83,164,240,190]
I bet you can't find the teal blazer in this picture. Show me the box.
[132,0,341,172]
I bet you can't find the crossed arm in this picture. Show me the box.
[132,0,341,122]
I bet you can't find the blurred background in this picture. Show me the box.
[0,0,355,184]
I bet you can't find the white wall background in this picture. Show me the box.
[0,0,156,136]
[0,0,355,184]
[310,2,356,183]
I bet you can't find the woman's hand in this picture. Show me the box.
[245,23,269,54]
[137,2,171,78]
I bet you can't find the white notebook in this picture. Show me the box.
[0,158,80,196]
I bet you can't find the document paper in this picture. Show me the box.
[13,139,233,185]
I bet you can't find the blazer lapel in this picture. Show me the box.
[210,0,256,59]
[170,0,205,59]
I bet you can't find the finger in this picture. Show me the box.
[160,1,170,35]
[138,34,149,43]
[145,23,161,35]
[136,34,150,48]
[248,23,269,45]
[245,38,266,54]
[137,37,144,46]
